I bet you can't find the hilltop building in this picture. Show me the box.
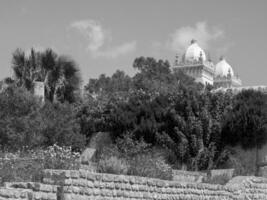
[174,39,242,88]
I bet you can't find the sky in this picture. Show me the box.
[0,0,267,86]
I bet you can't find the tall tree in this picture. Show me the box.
[132,57,202,95]
[84,70,132,95]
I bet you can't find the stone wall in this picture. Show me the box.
[43,169,233,200]
[1,169,267,199]
[3,182,58,200]
[0,187,32,200]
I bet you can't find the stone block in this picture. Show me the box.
[100,174,110,182]
[70,170,80,179]
[80,148,96,164]
[79,170,87,179]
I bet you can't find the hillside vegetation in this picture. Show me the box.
[0,48,267,181]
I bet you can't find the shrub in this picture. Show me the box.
[128,152,173,180]
[97,155,128,175]
[0,144,80,185]
[95,145,128,175]
[95,142,172,180]
[0,157,44,184]
[0,86,41,150]
[115,133,150,158]
[33,144,81,169]
[38,103,86,151]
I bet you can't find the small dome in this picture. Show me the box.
[215,57,234,77]
[185,39,206,62]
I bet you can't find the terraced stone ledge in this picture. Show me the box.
[1,169,267,199]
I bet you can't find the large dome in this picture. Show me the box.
[215,57,234,77]
[185,39,206,62]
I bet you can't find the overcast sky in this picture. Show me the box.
[0,0,267,86]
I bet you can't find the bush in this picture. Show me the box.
[97,155,128,175]
[116,134,172,180]
[38,103,86,151]
[33,144,81,169]
[0,157,43,184]
[0,144,80,185]
[128,152,173,180]
[0,86,41,150]
[95,144,172,180]
[115,133,150,158]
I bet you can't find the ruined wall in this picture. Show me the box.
[33,81,45,102]
[2,169,267,200]
[172,170,207,183]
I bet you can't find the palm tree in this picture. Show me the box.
[12,48,32,90]
[11,48,81,103]
[44,54,81,103]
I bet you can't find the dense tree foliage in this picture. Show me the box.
[101,89,234,170]
[222,90,267,174]
[85,70,132,95]
[0,86,85,151]
[81,57,238,170]
[2,53,267,173]
[84,57,202,98]
[223,90,267,148]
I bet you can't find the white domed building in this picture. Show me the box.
[214,57,234,77]
[185,39,207,62]
[174,39,242,88]
[213,57,242,88]
[174,39,215,85]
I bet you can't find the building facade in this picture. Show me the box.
[174,39,242,89]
